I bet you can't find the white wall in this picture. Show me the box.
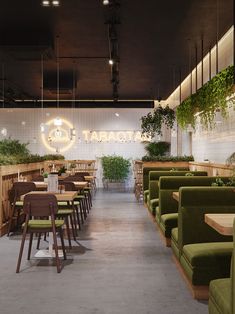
[0,107,154,187]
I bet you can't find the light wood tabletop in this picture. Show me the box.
[205,214,235,236]
[172,192,179,202]
[33,181,88,189]
[21,191,78,202]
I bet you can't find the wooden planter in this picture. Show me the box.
[0,162,44,236]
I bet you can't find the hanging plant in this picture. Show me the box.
[141,105,175,138]
[176,65,234,130]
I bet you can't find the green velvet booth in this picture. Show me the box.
[156,175,213,243]
[209,219,235,314]
[143,167,189,203]
[148,170,207,215]
[171,187,235,299]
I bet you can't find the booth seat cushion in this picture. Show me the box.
[144,190,149,203]
[209,278,231,314]
[171,228,179,259]
[160,213,178,238]
[155,207,161,224]
[181,242,233,285]
[23,220,64,229]
[150,198,159,215]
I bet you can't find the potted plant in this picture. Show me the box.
[101,155,131,190]
[144,141,170,158]
[140,105,175,138]
[43,172,49,182]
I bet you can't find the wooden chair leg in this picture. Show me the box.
[79,202,84,224]
[36,234,41,250]
[7,205,16,236]
[16,224,28,273]
[51,225,61,273]
[59,229,67,260]
[27,233,33,260]
[65,217,72,248]
[70,212,77,240]
[75,205,81,230]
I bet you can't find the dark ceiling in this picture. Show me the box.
[0,0,233,107]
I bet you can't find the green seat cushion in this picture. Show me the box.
[209,278,231,314]
[150,198,159,208]
[23,220,64,228]
[171,227,178,243]
[75,195,85,200]
[183,242,233,267]
[58,201,70,206]
[15,201,23,206]
[160,213,178,237]
[144,190,149,203]
[84,187,92,190]
[57,209,74,215]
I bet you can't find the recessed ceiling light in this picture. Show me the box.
[42,0,50,6]
[103,0,109,5]
[109,59,114,65]
[52,0,60,6]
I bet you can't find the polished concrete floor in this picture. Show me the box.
[0,191,208,314]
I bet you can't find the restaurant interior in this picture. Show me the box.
[0,1,235,313]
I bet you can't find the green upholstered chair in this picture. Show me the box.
[16,193,66,273]
[209,219,235,314]
[171,187,235,299]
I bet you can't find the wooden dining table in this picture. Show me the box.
[33,181,88,190]
[205,214,235,236]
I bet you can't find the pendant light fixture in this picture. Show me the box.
[54,36,62,127]
[1,64,7,137]
[70,62,76,141]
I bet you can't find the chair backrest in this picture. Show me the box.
[9,182,36,203]
[23,193,58,217]
[63,175,84,182]
[33,175,44,182]
[61,181,77,191]
[75,172,89,177]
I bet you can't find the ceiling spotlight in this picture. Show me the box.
[52,0,60,6]
[42,0,50,6]
[103,0,109,5]
[109,59,114,65]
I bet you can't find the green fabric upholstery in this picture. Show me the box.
[57,209,74,215]
[171,228,179,259]
[143,167,190,192]
[15,201,23,206]
[155,207,160,224]
[160,213,178,238]
[23,220,64,228]
[158,176,229,241]
[75,195,85,200]
[150,199,159,215]
[208,218,235,314]
[180,242,232,285]
[209,279,231,314]
[144,190,149,203]
[173,187,235,288]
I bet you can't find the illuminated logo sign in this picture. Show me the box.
[82,130,151,142]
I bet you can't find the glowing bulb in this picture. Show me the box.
[52,0,60,6]
[40,123,45,133]
[109,59,114,65]
[1,128,7,137]
[115,112,119,117]
[42,0,50,6]
[54,117,62,126]
[21,121,26,126]
[103,0,109,5]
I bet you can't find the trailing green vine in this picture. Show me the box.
[176,65,234,130]
[141,105,175,138]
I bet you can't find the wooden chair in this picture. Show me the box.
[16,193,66,273]
[8,182,36,236]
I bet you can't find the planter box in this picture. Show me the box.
[103,179,127,192]
[0,161,45,236]
[142,161,190,168]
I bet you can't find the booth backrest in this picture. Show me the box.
[143,167,189,191]
[158,175,220,216]
[178,187,235,252]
